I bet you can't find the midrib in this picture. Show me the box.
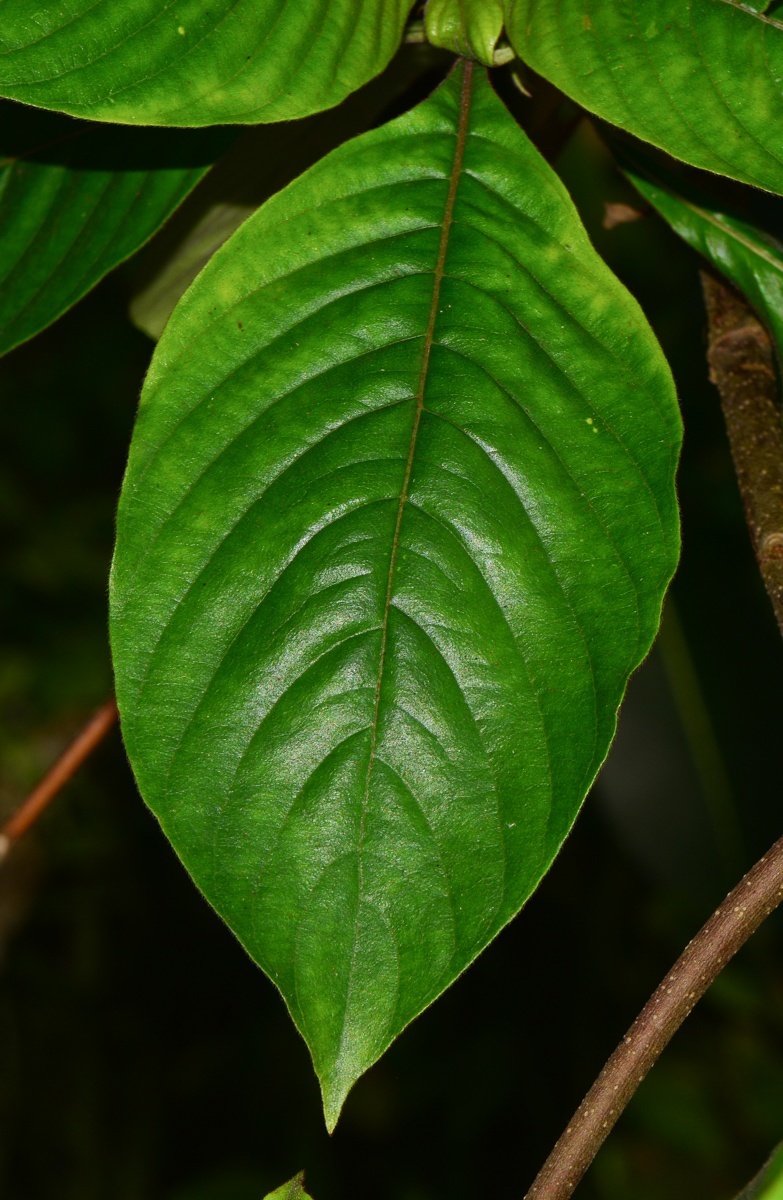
[330,61,474,1094]
[361,59,473,830]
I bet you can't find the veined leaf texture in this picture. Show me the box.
[507,0,783,196]
[0,0,410,126]
[110,63,681,1127]
[625,165,783,352]
[0,103,234,357]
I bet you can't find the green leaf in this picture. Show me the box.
[129,41,452,341]
[506,0,783,196]
[0,0,411,128]
[737,1143,783,1199]
[624,163,783,349]
[424,0,512,65]
[0,102,234,357]
[110,62,681,1129]
[264,1174,312,1200]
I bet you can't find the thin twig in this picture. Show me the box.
[701,271,783,635]
[525,834,783,1199]
[0,697,118,862]
[526,271,783,1200]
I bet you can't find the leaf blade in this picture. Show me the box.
[110,63,681,1127]
[0,103,234,356]
[507,0,783,195]
[624,163,783,349]
[0,0,411,127]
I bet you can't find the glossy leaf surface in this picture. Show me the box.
[0,102,233,357]
[0,0,410,127]
[507,0,783,196]
[110,63,681,1128]
[626,167,783,349]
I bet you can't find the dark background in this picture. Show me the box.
[1,62,783,1200]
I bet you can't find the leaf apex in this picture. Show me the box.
[263,1171,313,1200]
[320,1074,352,1135]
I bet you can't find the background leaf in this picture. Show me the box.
[0,0,411,127]
[110,63,681,1129]
[0,102,234,357]
[506,0,783,196]
[737,1143,783,1199]
[624,163,783,351]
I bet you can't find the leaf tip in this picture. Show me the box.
[263,1170,313,1200]
[319,1059,366,1134]
[321,1080,349,1135]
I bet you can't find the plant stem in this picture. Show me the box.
[0,697,118,862]
[526,272,783,1199]
[700,271,783,635]
[524,834,783,1199]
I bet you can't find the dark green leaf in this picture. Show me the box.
[129,42,452,341]
[624,165,783,349]
[110,62,681,1128]
[0,103,234,357]
[0,0,410,127]
[736,1143,783,1198]
[507,0,783,195]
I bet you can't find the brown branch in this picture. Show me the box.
[701,271,783,635]
[524,271,783,1197]
[525,834,783,1199]
[0,697,118,862]
[526,274,783,1199]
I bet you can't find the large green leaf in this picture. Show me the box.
[506,0,783,196]
[110,62,681,1128]
[0,103,234,357]
[624,164,783,349]
[0,0,410,127]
